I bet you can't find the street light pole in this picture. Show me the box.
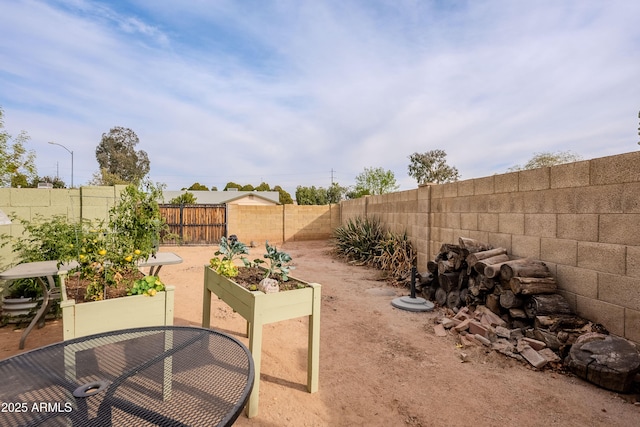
[48,141,74,188]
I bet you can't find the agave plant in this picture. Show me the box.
[332,216,384,264]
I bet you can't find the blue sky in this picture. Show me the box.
[1,0,639,194]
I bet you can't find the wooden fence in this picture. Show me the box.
[160,204,226,245]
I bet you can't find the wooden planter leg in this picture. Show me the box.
[246,320,263,418]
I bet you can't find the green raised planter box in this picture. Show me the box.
[60,284,175,341]
[202,266,321,418]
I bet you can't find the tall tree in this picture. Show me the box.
[186,182,209,191]
[296,183,346,205]
[507,151,583,172]
[354,167,399,196]
[94,127,150,185]
[0,107,37,187]
[408,150,460,184]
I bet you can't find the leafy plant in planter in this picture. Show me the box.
[209,237,302,292]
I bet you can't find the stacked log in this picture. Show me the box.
[419,237,575,333]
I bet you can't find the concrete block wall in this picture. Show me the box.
[227,204,338,245]
[0,186,124,266]
[339,151,640,343]
[431,152,640,343]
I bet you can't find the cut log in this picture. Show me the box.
[458,237,492,253]
[459,288,468,307]
[509,277,558,295]
[466,248,508,267]
[566,333,640,393]
[484,259,523,279]
[458,269,469,289]
[474,253,510,274]
[508,308,527,319]
[485,294,501,315]
[437,259,455,274]
[525,294,572,317]
[500,259,551,281]
[434,287,448,306]
[499,290,523,309]
[478,275,497,292]
[438,272,460,292]
[446,290,461,309]
[427,260,438,273]
[534,315,590,332]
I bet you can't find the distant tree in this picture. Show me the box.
[407,150,460,184]
[507,151,583,172]
[254,182,270,192]
[210,185,218,191]
[296,183,346,205]
[326,183,347,203]
[240,184,255,191]
[0,107,37,187]
[94,126,150,185]
[224,182,242,191]
[273,185,293,204]
[296,186,328,205]
[33,175,66,189]
[354,167,399,196]
[168,192,197,205]
[187,182,209,191]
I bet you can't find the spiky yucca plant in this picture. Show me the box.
[332,216,384,264]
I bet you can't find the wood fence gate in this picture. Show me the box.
[160,204,226,245]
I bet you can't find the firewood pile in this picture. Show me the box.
[418,237,625,375]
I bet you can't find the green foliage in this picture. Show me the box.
[187,182,209,191]
[108,180,167,260]
[254,182,270,191]
[273,185,293,204]
[407,150,460,184]
[354,167,399,196]
[168,192,197,205]
[214,236,249,262]
[241,184,255,191]
[94,126,150,185]
[224,182,242,190]
[507,151,583,172]
[127,275,165,296]
[333,216,415,282]
[2,181,168,301]
[0,106,37,188]
[209,258,239,278]
[210,185,218,191]
[261,241,294,281]
[332,216,385,264]
[296,183,346,205]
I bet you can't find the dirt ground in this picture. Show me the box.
[1,240,638,426]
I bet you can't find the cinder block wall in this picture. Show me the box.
[340,151,640,343]
[227,204,339,245]
[0,186,125,266]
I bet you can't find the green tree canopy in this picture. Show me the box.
[168,192,197,204]
[224,182,242,191]
[186,182,209,191]
[0,107,37,187]
[407,150,460,185]
[273,185,293,204]
[354,167,399,196]
[507,151,583,172]
[94,126,150,185]
[296,183,346,205]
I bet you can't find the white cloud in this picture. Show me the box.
[1,0,639,194]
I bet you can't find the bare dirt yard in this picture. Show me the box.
[1,240,638,426]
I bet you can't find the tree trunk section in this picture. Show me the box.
[525,294,572,317]
[510,277,558,295]
[466,248,508,268]
[446,290,461,309]
[434,287,448,306]
[500,259,551,281]
[500,290,523,309]
[438,272,460,292]
[474,254,510,274]
[458,237,492,253]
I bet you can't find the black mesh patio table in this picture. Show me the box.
[0,326,254,426]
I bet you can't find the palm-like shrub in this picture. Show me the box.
[332,216,384,264]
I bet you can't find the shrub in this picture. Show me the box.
[332,216,384,264]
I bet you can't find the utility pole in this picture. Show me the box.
[331,168,335,185]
